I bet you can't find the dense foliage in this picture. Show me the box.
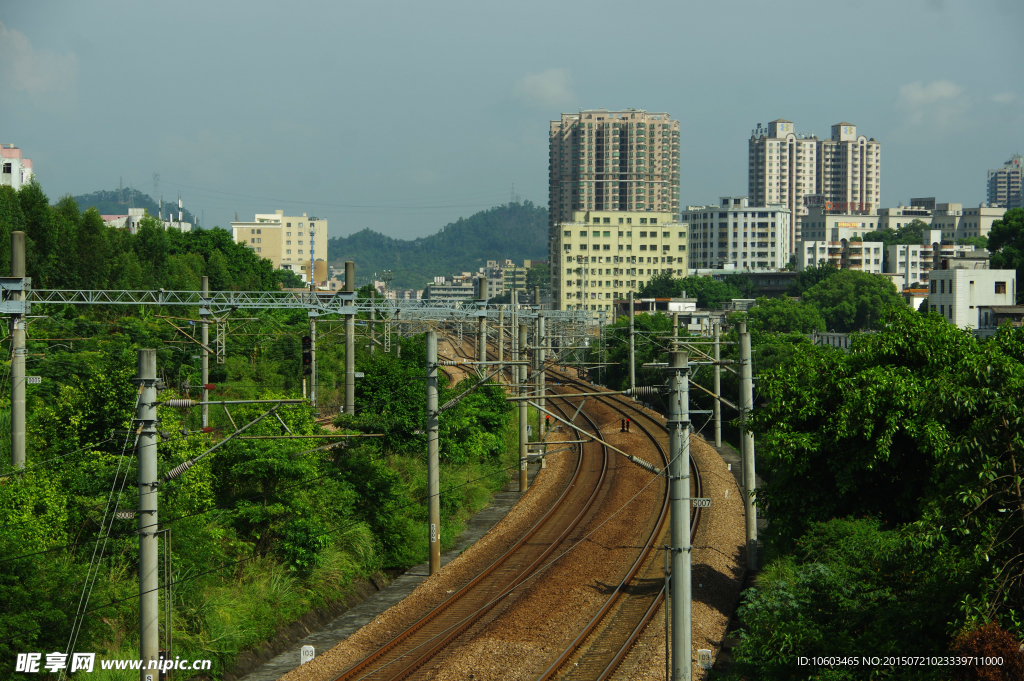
[0,184,520,679]
[725,307,1024,678]
[326,201,548,289]
[638,272,749,307]
[987,208,1024,303]
[799,270,904,332]
[0,182,282,291]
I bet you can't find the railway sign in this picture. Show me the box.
[692,498,712,508]
[300,646,314,665]
[26,376,41,384]
[697,649,713,669]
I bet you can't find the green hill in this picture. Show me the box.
[327,201,548,289]
[71,188,199,226]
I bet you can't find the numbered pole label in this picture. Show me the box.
[430,523,437,543]
[692,498,712,508]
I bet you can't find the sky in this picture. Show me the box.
[2,0,1022,240]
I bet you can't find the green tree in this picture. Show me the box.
[958,235,988,249]
[638,274,743,308]
[525,262,550,297]
[987,208,1024,302]
[801,269,902,332]
[276,268,305,288]
[748,296,825,334]
[788,261,838,296]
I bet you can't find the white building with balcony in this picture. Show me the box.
[928,261,1015,329]
[1,144,34,189]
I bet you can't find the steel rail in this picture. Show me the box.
[540,368,703,681]
[331,389,609,681]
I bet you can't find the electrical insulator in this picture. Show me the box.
[301,335,313,375]
[164,399,196,408]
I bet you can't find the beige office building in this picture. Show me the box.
[548,109,680,232]
[551,210,687,311]
[231,210,329,286]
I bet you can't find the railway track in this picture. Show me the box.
[329,330,702,680]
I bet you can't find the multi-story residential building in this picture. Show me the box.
[1,144,34,189]
[800,205,881,241]
[551,210,687,311]
[231,210,329,285]
[103,206,192,233]
[876,205,933,231]
[886,234,978,286]
[681,197,791,270]
[987,154,1023,209]
[797,238,884,274]
[928,262,1016,329]
[548,109,680,230]
[816,122,881,217]
[748,120,817,250]
[931,202,1007,242]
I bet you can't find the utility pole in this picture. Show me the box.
[713,322,722,448]
[739,319,757,570]
[497,307,504,382]
[628,291,636,395]
[519,322,528,493]
[136,349,159,680]
[309,313,318,408]
[201,276,210,428]
[425,331,441,575]
[345,261,355,415]
[10,231,25,469]
[370,288,376,355]
[673,312,679,340]
[478,276,487,364]
[537,313,546,442]
[666,348,692,681]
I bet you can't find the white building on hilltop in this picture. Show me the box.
[102,207,192,233]
[1,144,34,189]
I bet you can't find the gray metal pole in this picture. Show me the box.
[426,331,441,575]
[497,308,504,382]
[739,320,758,570]
[519,322,529,493]
[667,349,691,681]
[714,322,722,448]
[136,349,159,680]
[538,314,546,442]
[310,316,317,408]
[628,291,636,395]
[370,289,376,355]
[201,276,210,428]
[345,261,355,415]
[10,231,25,469]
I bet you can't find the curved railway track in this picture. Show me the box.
[330,330,701,680]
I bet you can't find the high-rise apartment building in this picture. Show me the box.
[748,120,817,252]
[748,120,881,252]
[816,123,881,216]
[987,154,1023,209]
[231,210,329,286]
[548,109,680,231]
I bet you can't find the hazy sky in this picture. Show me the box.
[3,0,1022,240]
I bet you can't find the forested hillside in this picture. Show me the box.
[327,201,548,289]
[72,188,198,225]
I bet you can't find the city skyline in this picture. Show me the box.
[2,0,1022,240]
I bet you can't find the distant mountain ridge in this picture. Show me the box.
[71,188,199,226]
[327,201,548,289]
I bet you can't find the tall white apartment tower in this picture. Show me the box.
[748,120,817,253]
[816,123,881,215]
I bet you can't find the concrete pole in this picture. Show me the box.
[10,231,25,469]
[136,349,159,680]
[370,289,376,355]
[497,308,504,382]
[628,291,636,395]
[426,331,441,575]
[310,316,317,408]
[538,314,546,441]
[201,276,210,428]
[518,322,529,493]
[478,276,488,364]
[713,322,722,448]
[739,320,757,570]
[667,349,691,681]
[673,312,679,340]
[345,261,355,415]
